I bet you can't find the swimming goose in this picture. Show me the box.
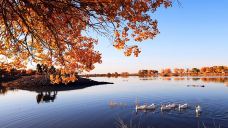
[161,104,172,111]
[195,105,202,113]
[147,104,156,110]
[167,103,177,108]
[179,103,188,109]
[136,104,147,110]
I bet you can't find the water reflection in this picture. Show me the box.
[1,77,228,128]
[0,87,8,95]
[200,77,228,83]
[36,91,57,104]
[108,100,128,108]
[139,77,157,80]
[1,87,73,104]
[173,77,185,81]
[192,78,200,81]
[161,77,172,81]
[195,111,201,118]
[0,87,16,95]
[138,77,228,86]
[135,109,156,114]
[2,77,228,105]
[225,82,228,86]
[187,85,205,88]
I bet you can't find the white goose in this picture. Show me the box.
[136,104,147,110]
[161,104,172,111]
[147,104,156,110]
[179,103,188,109]
[167,103,177,108]
[195,105,202,113]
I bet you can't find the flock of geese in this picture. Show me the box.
[109,100,202,116]
[136,103,202,114]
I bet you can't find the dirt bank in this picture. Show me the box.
[1,75,113,92]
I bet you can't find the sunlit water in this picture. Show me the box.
[0,77,228,128]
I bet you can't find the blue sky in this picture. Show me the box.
[90,0,228,74]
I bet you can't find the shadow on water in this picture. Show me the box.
[0,79,115,106]
[1,81,112,104]
[31,80,113,103]
[0,86,58,104]
[36,91,57,104]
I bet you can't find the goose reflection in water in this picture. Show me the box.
[36,91,57,104]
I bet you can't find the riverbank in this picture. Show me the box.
[0,75,113,92]
[80,73,228,78]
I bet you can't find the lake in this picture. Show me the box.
[0,77,228,128]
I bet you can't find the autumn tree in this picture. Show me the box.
[161,68,172,76]
[0,0,172,83]
[161,68,171,74]
[173,68,181,74]
[200,67,207,73]
[192,68,200,73]
[121,72,129,77]
[173,68,185,75]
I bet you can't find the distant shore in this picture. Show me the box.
[80,73,228,78]
[80,66,228,77]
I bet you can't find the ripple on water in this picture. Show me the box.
[1,77,228,128]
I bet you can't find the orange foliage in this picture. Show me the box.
[0,0,172,83]
[161,68,172,74]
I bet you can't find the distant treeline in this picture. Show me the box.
[1,66,228,82]
[81,66,228,77]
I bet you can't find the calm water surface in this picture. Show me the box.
[0,77,228,128]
